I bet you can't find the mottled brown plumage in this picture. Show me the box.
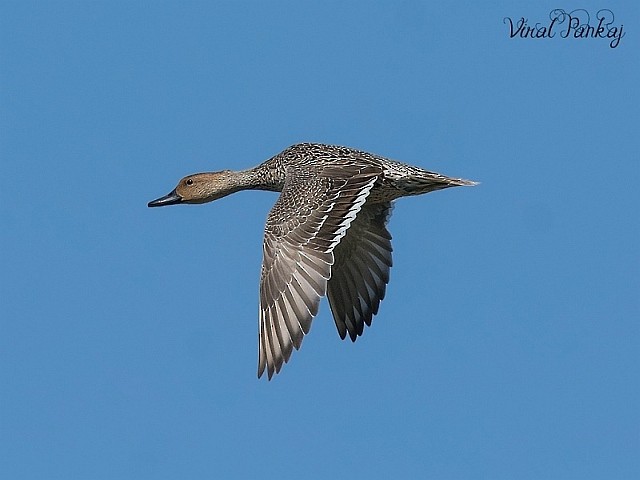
[149,143,476,379]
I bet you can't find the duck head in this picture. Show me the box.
[148,171,239,207]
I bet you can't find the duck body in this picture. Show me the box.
[149,143,475,379]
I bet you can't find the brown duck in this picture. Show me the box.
[149,143,476,379]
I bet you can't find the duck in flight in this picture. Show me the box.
[149,143,476,379]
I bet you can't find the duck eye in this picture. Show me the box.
[186,179,194,186]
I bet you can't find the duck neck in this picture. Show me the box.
[235,164,284,193]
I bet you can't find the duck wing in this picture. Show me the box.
[258,163,381,379]
[327,202,393,342]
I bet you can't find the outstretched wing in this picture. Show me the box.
[327,202,393,341]
[258,163,381,379]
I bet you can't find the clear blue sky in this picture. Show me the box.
[1,1,638,479]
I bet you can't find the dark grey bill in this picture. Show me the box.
[148,189,182,207]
